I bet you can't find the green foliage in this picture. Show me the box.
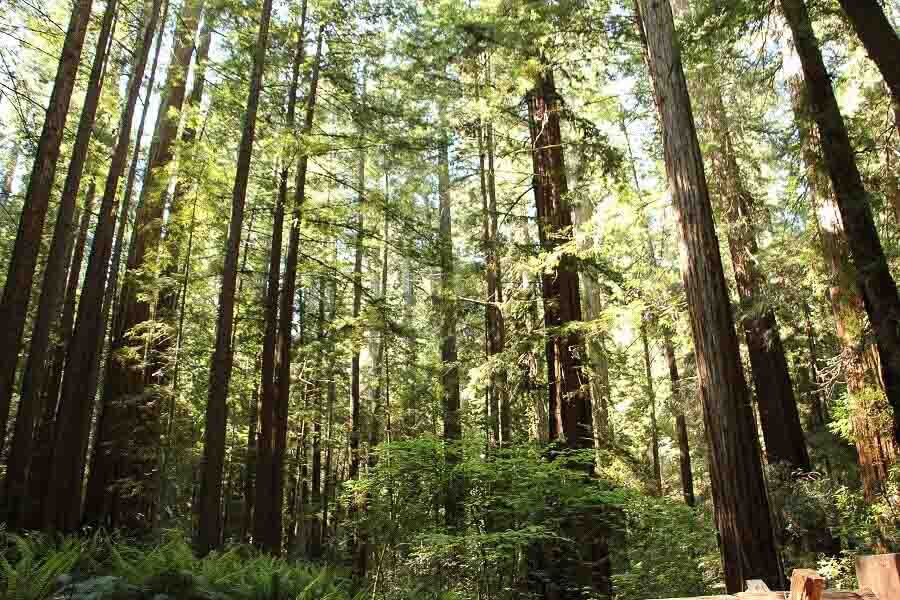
[612,494,721,599]
[0,532,352,600]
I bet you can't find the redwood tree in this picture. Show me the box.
[0,0,94,451]
[43,0,165,533]
[197,0,275,555]
[635,0,781,590]
[781,0,900,449]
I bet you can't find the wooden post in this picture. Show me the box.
[790,569,825,600]
[857,554,900,600]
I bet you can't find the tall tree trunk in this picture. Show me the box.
[0,0,94,452]
[89,0,204,530]
[43,0,164,534]
[634,0,781,590]
[527,65,610,600]
[197,0,274,555]
[703,87,811,472]
[477,57,508,445]
[24,182,95,530]
[663,330,694,506]
[254,9,305,550]
[438,125,462,531]
[2,0,117,528]
[308,277,326,560]
[271,25,324,557]
[789,77,896,498]
[836,0,900,118]
[781,0,900,448]
[349,61,367,581]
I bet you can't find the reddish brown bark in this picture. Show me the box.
[789,77,896,498]
[0,0,94,452]
[635,0,781,590]
[836,0,900,114]
[254,9,305,550]
[43,0,165,533]
[272,27,323,557]
[703,88,811,472]
[781,0,900,450]
[198,0,274,555]
[2,0,117,529]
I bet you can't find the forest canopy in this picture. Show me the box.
[0,0,898,598]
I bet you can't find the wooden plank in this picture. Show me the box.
[748,581,773,593]
[790,570,826,600]
[857,554,900,600]
[737,592,785,600]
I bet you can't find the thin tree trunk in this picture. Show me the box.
[0,0,94,451]
[527,63,610,600]
[663,330,694,506]
[254,9,305,551]
[781,0,900,449]
[0,146,16,201]
[635,0,780,590]
[438,123,462,532]
[703,87,811,472]
[349,61,367,581]
[641,323,662,495]
[197,0,274,555]
[43,0,164,534]
[2,0,117,528]
[89,0,204,530]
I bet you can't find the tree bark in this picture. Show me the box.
[477,56,508,445]
[437,124,462,531]
[88,0,204,530]
[641,323,662,495]
[0,0,94,452]
[788,76,896,499]
[0,146,16,201]
[663,330,694,506]
[197,0,274,555]
[635,0,781,591]
[42,0,164,533]
[527,63,611,600]
[24,182,95,530]
[254,8,304,551]
[703,87,811,472]
[270,25,324,556]
[836,0,900,118]
[781,0,900,449]
[2,0,117,528]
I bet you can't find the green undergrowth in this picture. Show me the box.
[0,530,355,600]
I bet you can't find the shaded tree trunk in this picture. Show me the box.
[197,0,274,555]
[634,0,781,590]
[836,0,900,119]
[254,9,305,550]
[781,0,900,449]
[0,146,16,200]
[24,182,95,530]
[663,331,694,506]
[1,0,117,528]
[88,0,205,530]
[641,323,662,495]
[0,0,94,452]
[527,64,610,600]
[43,0,164,533]
[789,76,896,498]
[703,87,811,472]
[438,125,462,532]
